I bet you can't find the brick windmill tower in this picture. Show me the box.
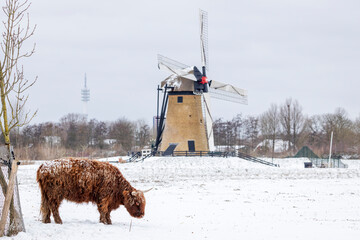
[155,9,247,154]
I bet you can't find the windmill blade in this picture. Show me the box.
[158,63,195,80]
[199,9,209,72]
[202,93,215,151]
[209,80,248,104]
[157,54,198,82]
[158,54,190,72]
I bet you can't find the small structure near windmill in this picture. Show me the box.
[294,146,319,159]
[155,9,248,154]
[294,146,348,168]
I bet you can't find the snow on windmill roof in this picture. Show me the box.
[159,64,196,91]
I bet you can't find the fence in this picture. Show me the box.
[310,158,348,168]
[154,151,236,157]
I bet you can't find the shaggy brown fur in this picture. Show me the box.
[36,158,146,224]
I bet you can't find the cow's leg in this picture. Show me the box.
[98,204,106,224]
[105,211,112,225]
[50,198,63,224]
[40,194,51,223]
[97,199,111,225]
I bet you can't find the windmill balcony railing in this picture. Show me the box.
[154,151,236,157]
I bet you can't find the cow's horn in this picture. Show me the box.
[142,188,153,193]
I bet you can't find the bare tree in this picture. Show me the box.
[260,103,279,158]
[279,98,304,153]
[135,119,150,149]
[280,98,292,150]
[303,115,325,152]
[109,118,135,154]
[322,108,353,154]
[355,115,360,154]
[212,118,237,150]
[0,0,37,143]
[290,99,305,152]
[88,119,107,149]
[243,115,259,152]
[213,118,224,146]
[232,114,243,147]
[0,0,36,236]
[59,113,87,151]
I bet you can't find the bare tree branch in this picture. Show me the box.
[0,0,36,235]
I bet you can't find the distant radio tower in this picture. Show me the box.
[81,73,90,117]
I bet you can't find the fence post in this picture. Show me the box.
[0,159,19,236]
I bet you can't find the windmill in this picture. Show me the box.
[155,9,247,154]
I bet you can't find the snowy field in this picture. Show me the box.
[4,157,360,240]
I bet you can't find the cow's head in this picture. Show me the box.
[123,190,146,218]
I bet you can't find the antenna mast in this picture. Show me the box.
[81,73,90,117]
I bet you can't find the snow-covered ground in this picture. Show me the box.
[5,157,360,240]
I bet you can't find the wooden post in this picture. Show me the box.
[0,159,19,236]
[328,131,334,168]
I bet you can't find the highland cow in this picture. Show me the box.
[36,158,147,224]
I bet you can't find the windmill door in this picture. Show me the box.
[188,140,195,152]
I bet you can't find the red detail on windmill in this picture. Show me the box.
[200,76,208,84]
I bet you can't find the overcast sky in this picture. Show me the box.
[17,0,360,124]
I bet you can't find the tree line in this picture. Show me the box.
[5,99,360,160]
[7,113,152,160]
[214,98,360,158]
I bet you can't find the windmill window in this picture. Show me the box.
[177,96,183,103]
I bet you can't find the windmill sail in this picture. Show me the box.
[202,93,215,151]
[158,56,248,103]
[209,80,248,104]
[158,54,190,71]
[199,9,209,72]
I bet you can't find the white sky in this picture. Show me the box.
[17,0,360,124]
